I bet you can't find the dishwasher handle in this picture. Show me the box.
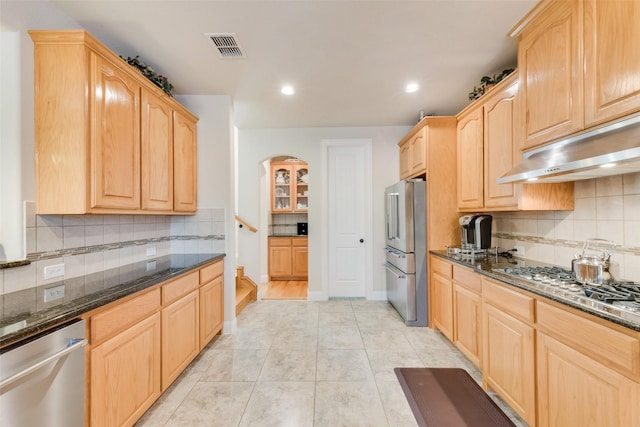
[0,338,87,390]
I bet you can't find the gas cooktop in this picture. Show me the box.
[494,265,640,315]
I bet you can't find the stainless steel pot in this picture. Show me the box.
[572,238,615,285]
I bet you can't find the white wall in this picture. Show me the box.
[0,1,81,260]
[237,126,409,299]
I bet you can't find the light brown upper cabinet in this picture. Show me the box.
[456,73,574,212]
[457,105,484,210]
[270,161,308,213]
[141,89,173,211]
[513,0,640,150]
[173,111,198,213]
[399,127,427,179]
[583,0,640,126]
[30,30,198,215]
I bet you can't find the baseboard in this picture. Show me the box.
[368,290,388,301]
[307,290,327,301]
[223,318,237,334]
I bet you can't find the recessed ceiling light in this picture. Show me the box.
[405,83,419,93]
[281,85,295,95]
[600,163,616,168]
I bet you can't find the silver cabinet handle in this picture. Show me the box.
[0,338,87,390]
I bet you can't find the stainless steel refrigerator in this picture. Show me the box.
[384,180,427,326]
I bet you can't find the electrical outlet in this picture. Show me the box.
[44,263,65,280]
[514,245,525,256]
[44,284,65,302]
[146,260,157,272]
[146,246,157,257]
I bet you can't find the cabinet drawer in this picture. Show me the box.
[292,237,308,247]
[453,265,481,294]
[162,271,199,305]
[269,237,291,247]
[537,301,640,377]
[200,260,223,284]
[90,288,160,345]
[431,256,453,278]
[482,277,535,323]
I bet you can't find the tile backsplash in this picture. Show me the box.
[492,172,640,282]
[0,203,226,296]
[269,213,309,236]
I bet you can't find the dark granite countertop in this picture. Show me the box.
[0,253,225,350]
[430,250,640,332]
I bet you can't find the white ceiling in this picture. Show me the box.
[48,0,537,129]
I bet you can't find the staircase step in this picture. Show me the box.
[236,283,253,315]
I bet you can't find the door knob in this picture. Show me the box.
[359,238,364,243]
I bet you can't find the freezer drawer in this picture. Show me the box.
[385,246,415,274]
[385,262,416,323]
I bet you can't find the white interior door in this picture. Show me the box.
[325,140,371,298]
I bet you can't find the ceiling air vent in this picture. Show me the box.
[206,33,246,58]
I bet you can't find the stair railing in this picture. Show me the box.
[235,215,257,233]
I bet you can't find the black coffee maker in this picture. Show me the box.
[459,215,492,250]
[297,222,308,235]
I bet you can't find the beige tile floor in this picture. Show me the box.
[136,299,527,427]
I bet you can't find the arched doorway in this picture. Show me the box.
[261,155,309,299]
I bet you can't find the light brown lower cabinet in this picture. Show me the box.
[199,260,224,350]
[268,236,308,280]
[87,259,224,427]
[537,332,639,427]
[453,286,481,363]
[430,256,454,340]
[536,300,640,426]
[89,289,162,427]
[482,301,536,425]
[161,289,199,390]
[429,256,640,427]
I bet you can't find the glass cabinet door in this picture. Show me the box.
[272,166,291,212]
[294,166,308,212]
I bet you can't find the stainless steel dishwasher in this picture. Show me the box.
[0,319,87,427]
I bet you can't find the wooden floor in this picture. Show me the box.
[261,280,308,300]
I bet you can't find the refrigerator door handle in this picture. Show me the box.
[384,262,405,279]
[386,192,399,241]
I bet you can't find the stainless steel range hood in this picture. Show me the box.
[498,114,640,184]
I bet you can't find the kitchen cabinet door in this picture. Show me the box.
[173,110,198,213]
[482,302,536,426]
[269,245,293,278]
[141,88,173,211]
[431,270,454,341]
[399,140,411,179]
[517,0,583,149]
[91,312,161,427]
[161,290,199,390]
[90,53,141,210]
[271,164,293,212]
[537,332,640,427]
[483,75,519,209]
[584,0,640,126]
[291,238,309,277]
[200,275,223,349]
[409,128,427,176]
[456,106,484,210]
[454,284,481,367]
